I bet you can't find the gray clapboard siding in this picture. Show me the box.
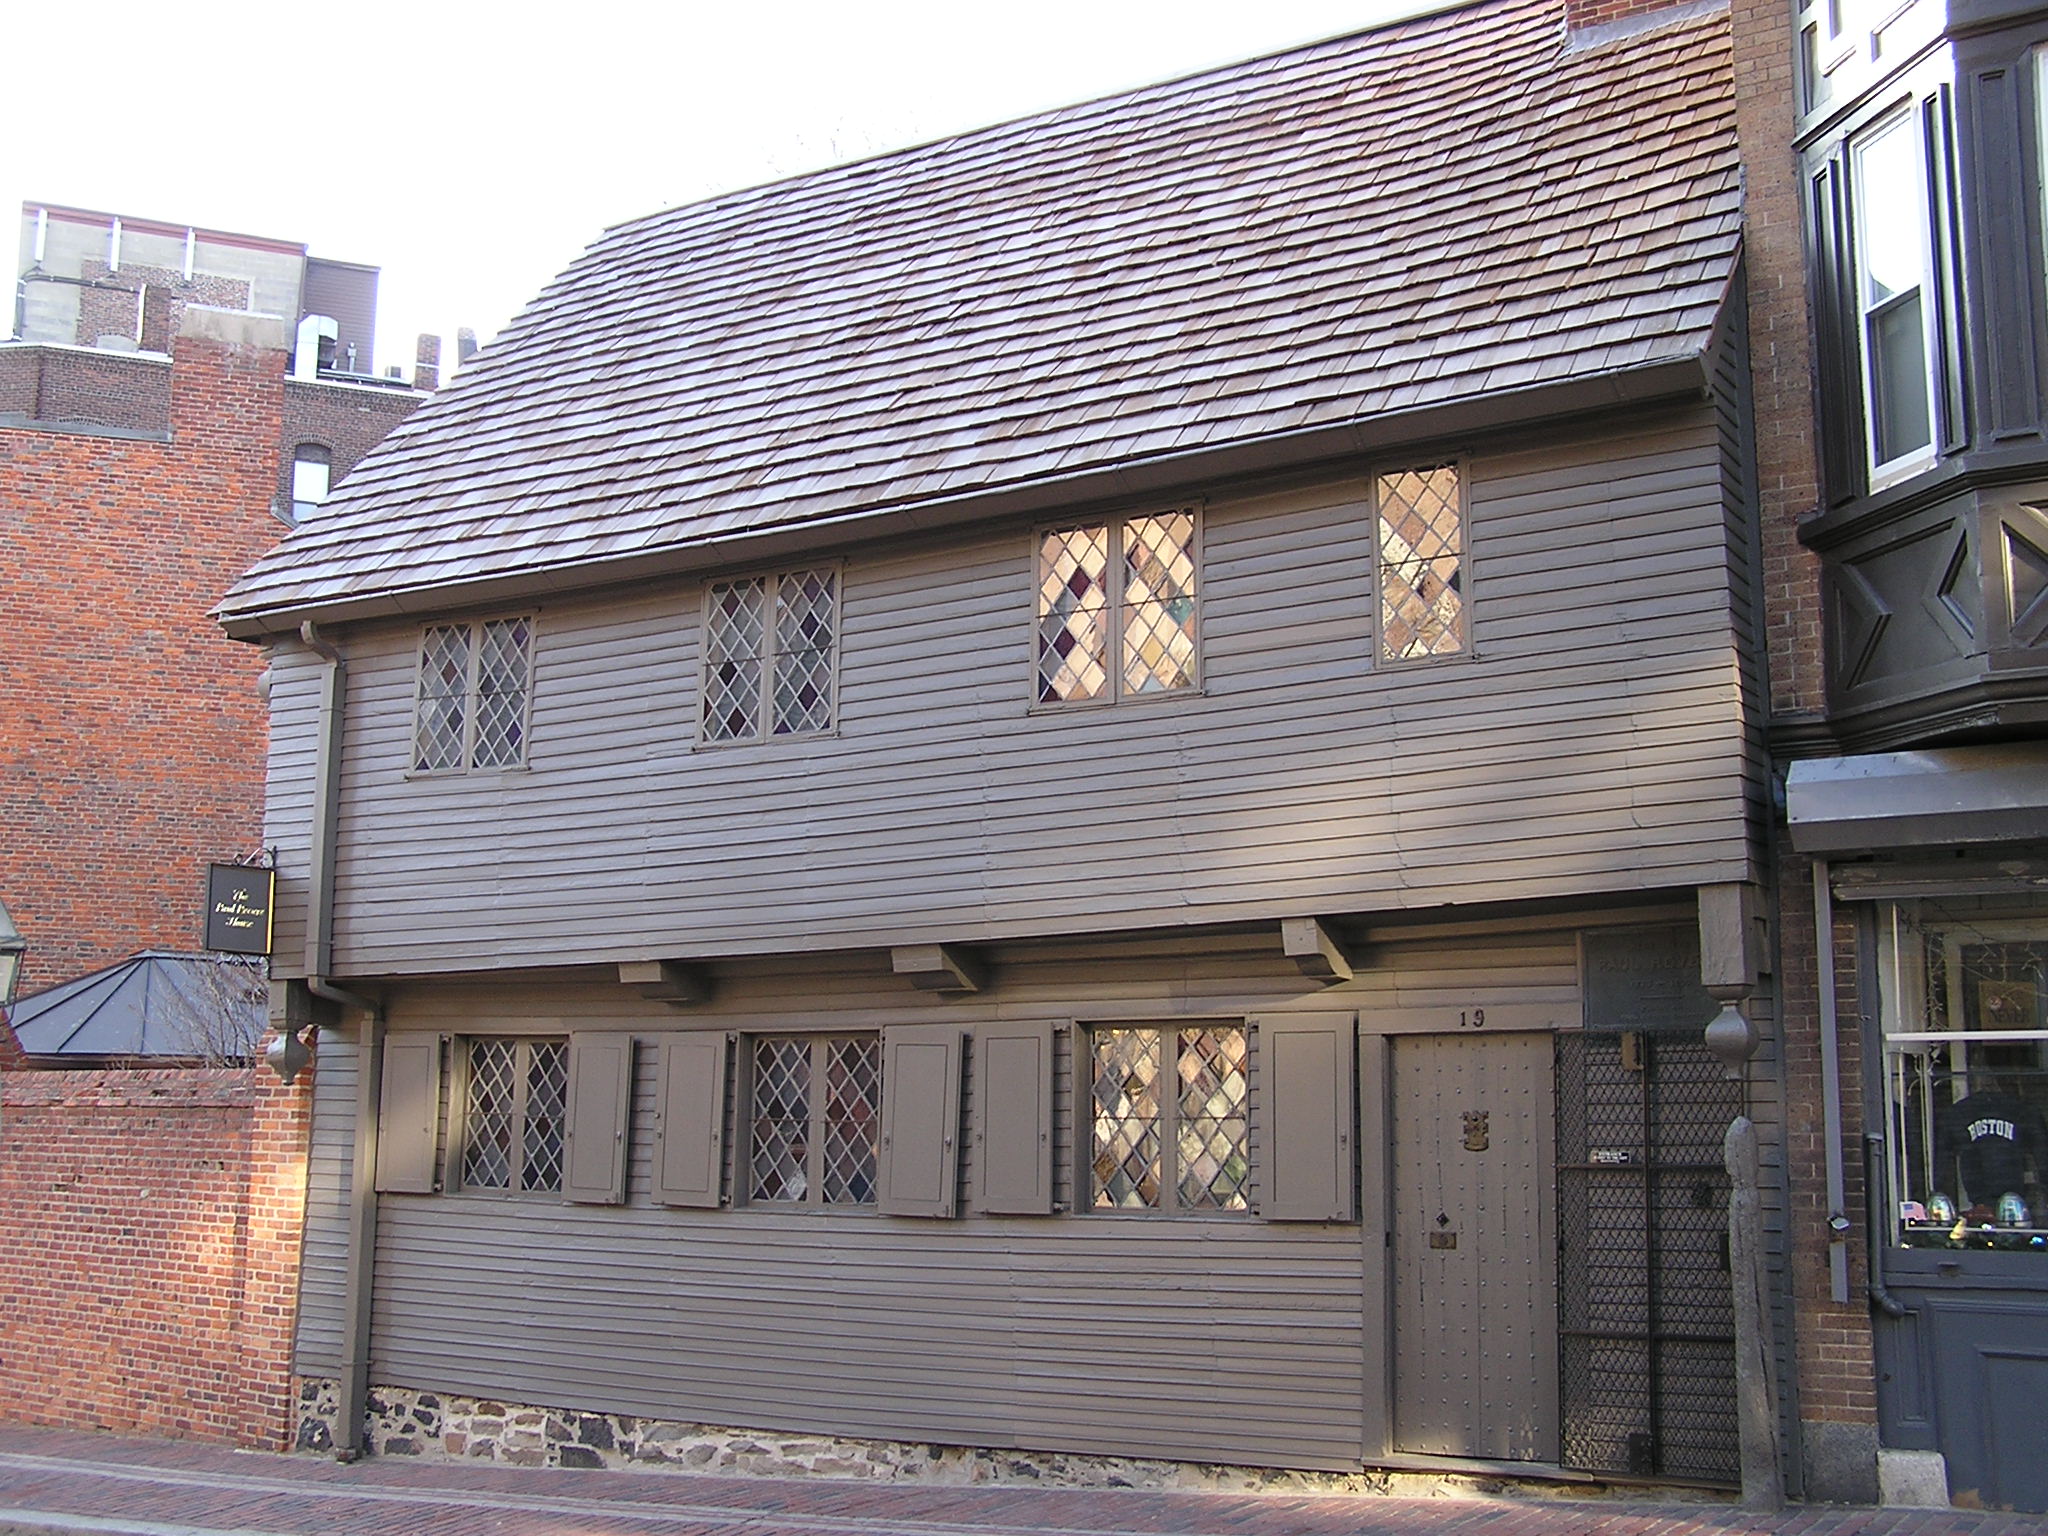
[306,928,1622,1464]
[295,1028,358,1377]
[279,411,1757,979]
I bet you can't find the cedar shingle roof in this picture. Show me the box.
[220,0,1738,631]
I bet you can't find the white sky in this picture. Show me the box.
[7,1,1428,381]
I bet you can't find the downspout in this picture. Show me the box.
[1865,1132,1912,1319]
[299,620,382,1460]
[1813,860,1851,1303]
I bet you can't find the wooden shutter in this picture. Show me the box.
[974,1021,1055,1214]
[877,1025,963,1218]
[1254,1012,1357,1222]
[374,1033,442,1194]
[564,1032,634,1205]
[1809,151,1863,507]
[652,1033,727,1208]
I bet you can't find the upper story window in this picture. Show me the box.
[701,567,839,744]
[1852,110,1941,484]
[1036,509,1199,704]
[290,445,331,524]
[1376,463,1467,662]
[413,617,533,773]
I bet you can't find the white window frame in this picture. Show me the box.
[1850,105,1943,489]
[697,565,842,747]
[1032,507,1203,709]
[409,615,535,776]
[289,444,331,524]
[1875,903,2048,1250]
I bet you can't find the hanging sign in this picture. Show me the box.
[205,864,275,955]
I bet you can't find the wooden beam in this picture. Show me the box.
[1282,916,1356,984]
[890,943,987,993]
[618,960,713,1006]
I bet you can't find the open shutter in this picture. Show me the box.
[877,1024,963,1217]
[652,1033,727,1208]
[375,1033,442,1194]
[1254,1012,1357,1221]
[974,1021,1055,1214]
[1809,151,1864,507]
[565,1032,634,1204]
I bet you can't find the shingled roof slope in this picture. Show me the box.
[221,0,1739,631]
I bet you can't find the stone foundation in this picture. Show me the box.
[295,1378,1714,1498]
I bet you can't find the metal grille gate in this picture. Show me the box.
[1555,1030,1740,1483]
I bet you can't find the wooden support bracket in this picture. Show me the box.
[1282,916,1357,984]
[890,943,987,994]
[618,960,713,1006]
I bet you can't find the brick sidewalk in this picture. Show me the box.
[1,1425,2045,1536]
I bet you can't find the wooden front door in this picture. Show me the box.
[1391,1031,1559,1461]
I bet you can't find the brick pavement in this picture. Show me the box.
[1,1425,2045,1536]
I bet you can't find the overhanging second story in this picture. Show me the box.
[1797,0,2048,746]
[217,0,1767,983]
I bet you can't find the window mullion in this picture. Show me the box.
[758,573,778,742]
[808,1035,829,1207]
[510,1039,532,1190]
[1106,522,1125,704]
[462,621,483,768]
[1160,1030,1179,1214]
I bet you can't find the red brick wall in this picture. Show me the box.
[1566,0,1703,28]
[278,376,422,513]
[72,263,250,353]
[0,1058,312,1446]
[0,347,171,437]
[0,327,283,993]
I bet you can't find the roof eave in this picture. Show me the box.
[219,350,1714,642]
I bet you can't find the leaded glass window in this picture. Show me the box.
[702,568,839,743]
[1037,511,1198,704]
[460,1036,568,1195]
[412,616,533,772]
[1376,464,1466,662]
[748,1033,880,1206]
[1090,1024,1249,1214]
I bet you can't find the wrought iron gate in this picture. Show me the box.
[1555,1029,1740,1483]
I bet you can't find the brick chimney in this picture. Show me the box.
[414,332,441,392]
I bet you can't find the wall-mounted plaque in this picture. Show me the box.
[1582,925,1716,1033]
[205,864,275,956]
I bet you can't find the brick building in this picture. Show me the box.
[1732,0,2048,1513]
[1,207,427,1006]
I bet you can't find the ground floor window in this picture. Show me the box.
[460,1037,569,1194]
[747,1034,882,1206]
[1089,1023,1249,1213]
[1879,900,2048,1251]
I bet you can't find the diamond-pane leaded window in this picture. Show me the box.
[1376,464,1466,663]
[412,617,533,772]
[461,1037,568,1195]
[748,1033,881,1206]
[1090,1024,1249,1214]
[1037,511,1198,704]
[702,569,839,743]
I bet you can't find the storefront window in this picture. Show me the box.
[1879,900,2048,1254]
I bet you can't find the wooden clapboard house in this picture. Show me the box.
[219,0,1782,1484]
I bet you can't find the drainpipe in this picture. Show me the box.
[298,620,382,1460]
[1864,1132,1912,1320]
[1813,861,1851,1304]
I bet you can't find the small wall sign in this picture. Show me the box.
[205,864,275,955]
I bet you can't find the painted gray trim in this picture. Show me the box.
[652,1034,729,1209]
[877,1025,964,1218]
[1253,1012,1358,1221]
[565,1032,635,1205]
[373,1033,440,1195]
[972,1022,1056,1215]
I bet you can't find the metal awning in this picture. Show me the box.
[1786,744,2048,854]
[5,950,266,1061]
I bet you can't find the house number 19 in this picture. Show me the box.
[1458,1009,1487,1028]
